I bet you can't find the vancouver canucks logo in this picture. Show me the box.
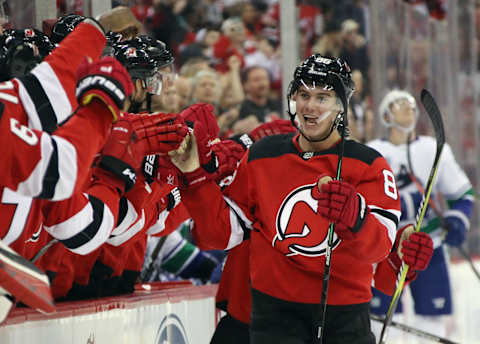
[155,314,189,344]
[396,164,413,189]
[273,184,340,257]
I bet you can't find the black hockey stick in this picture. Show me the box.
[378,89,446,344]
[371,314,459,344]
[407,134,480,282]
[140,236,167,282]
[317,74,348,343]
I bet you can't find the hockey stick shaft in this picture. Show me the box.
[317,74,348,342]
[378,89,446,344]
[371,314,459,344]
[406,144,480,282]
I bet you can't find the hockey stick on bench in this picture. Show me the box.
[378,89,446,344]
[371,314,459,344]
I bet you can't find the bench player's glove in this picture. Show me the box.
[76,56,133,122]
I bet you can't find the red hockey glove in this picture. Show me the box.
[180,103,219,168]
[76,56,133,122]
[211,139,246,182]
[388,224,434,282]
[98,117,142,193]
[132,112,189,155]
[180,103,219,138]
[313,178,368,240]
[249,119,296,142]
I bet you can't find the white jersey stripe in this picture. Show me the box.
[17,79,42,130]
[107,210,145,247]
[70,203,115,255]
[111,199,138,236]
[223,196,251,250]
[31,63,72,124]
[16,134,54,198]
[52,135,77,201]
[368,205,400,244]
[147,208,169,235]
[43,195,93,240]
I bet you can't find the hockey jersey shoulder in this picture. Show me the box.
[248,133,297,162]
[342,139,383,166]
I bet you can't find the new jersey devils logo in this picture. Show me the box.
[273,184,340,257]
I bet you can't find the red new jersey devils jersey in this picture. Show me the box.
[184,134,401,305]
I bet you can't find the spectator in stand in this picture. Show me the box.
[237,65,281,125]
[97,6,143,41]
[339,18,369,77]
[311,19,342,58]
[213,17,246,73]
[175,76,192,111]
[244,35,281,92]
[348,69,374,143]
[145,0,190,51]
[191,69,219,106]
[179,56,211,78]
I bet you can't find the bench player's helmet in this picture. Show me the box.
[114,35,174,96]
[50,14,85,45]
[0,28,54,80]
[287,54,355,141]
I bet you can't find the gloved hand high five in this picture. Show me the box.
[98,113,188,193]
[210,139,246,182]
[312,174,368,240]
[76,56,133,122]
[388,224,434,282]
[132,112,189,155]
[179,103,219,168]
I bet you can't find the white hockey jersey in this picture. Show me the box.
[367,136,473,248]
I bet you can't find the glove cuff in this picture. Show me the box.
[351,194,368,233]
[166,187,181,211]
[179,167,211,189]
[99,155,137,192]
[76,74,127,121]
[387,252,418,282]
[201,151,218,174]
[231,133,254,151]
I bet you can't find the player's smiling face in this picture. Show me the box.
[294,85,340,140]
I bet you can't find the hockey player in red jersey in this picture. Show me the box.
[0,22,189,321]
[35,36,191,300]
[0,19,126,320]
[170,54,406,344]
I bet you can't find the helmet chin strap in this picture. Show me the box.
[289,111,344,143]
[391,121,416,134]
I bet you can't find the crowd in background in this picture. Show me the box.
[0,0,454,304]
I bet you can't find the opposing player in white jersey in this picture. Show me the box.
[367,89,475,338]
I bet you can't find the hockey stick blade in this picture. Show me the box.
[371,314,459,344]
[421,89,446,150]
[378,89,446,344]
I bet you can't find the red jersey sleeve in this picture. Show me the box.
[184,154,253,250]
[0,100,111,200]
[352,156,401,264]
[41,176,121,255]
